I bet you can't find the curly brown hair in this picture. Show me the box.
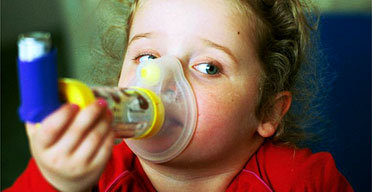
[235,0,321,146]
[93,0,323,147]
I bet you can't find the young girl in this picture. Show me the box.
[7,0,353,191]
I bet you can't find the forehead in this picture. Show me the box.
[131,0,255,44]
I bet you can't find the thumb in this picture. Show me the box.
[25,123,39,138]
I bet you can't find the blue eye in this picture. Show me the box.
[193,63,220,75]
[138,54,157,63]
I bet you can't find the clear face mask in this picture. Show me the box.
[123,56,197,163]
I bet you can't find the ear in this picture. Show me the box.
[257,91,292,138]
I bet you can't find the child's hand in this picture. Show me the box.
[25,99,114,192]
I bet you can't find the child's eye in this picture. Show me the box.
[134,54,157,63]
[192,63,220,75]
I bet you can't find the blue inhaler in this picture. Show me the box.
[17,32,60,123]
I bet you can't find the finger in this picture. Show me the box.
[57,99,108,154]
[72,112,113,164]
[33,104,80,149]
[25,123,40,154]
[25,123,37,138]
[89,131,114,168]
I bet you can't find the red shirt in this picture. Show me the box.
[5,141,353,191]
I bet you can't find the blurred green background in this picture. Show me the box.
[1,0,371,190]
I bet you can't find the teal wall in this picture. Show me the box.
[315,0,371,12]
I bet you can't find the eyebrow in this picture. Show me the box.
[201,38,239,65]
[128,32,154,47]
[128,32,239,64]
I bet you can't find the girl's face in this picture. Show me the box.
[119,0,264,166]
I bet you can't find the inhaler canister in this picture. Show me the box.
[17,32,60,123]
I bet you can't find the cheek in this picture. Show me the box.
[191,87,259,146]
[197,94,232,131]
[118,60,137,87]
[175,85,260,163]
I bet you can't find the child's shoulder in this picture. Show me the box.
[257,141,333,170]
[255,141,336,176]
[235,141,353,191]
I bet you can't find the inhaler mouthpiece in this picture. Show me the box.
[125,56,197,163]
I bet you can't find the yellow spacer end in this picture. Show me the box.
[132,87,165,139]
[58,78,96,108]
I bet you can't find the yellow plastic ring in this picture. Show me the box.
[131,87,165,139]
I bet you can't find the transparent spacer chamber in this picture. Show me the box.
[91,86,164,138]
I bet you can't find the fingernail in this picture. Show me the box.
[97,98,107,107]
[71,104,80,111]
